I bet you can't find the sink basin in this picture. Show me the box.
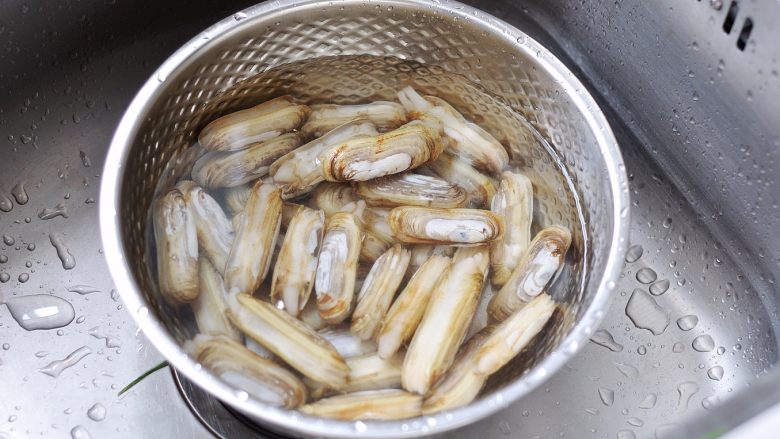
[0,0,777,438]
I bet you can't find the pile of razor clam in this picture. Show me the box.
[154,86,572,420]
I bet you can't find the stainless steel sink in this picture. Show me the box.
[1,0,778,438]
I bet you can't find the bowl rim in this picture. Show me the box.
[99,0,630,437]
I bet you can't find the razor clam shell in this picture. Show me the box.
[350,244,411,340]
[475,294,555,375]
[301,101,407,138]
[224,183,253,215]
[153,186,199,305]
[421,326,495,414]
[377,254,452,359]
[340,352,404,393]
[224,182,282,295]
[489,171,534,286]
[177,181,234,274]
[314,212,362,324]
[270,206,325,316]
[388,206,504,246]
[198,97,309,152]
[426,153,497,208]
[299,389,422,420]
[319,121,443,182]
[270,119,378,199]
[189,334,306,408]
[402,246,489,394]
[191,132,303,188]
[426,95,508,175]
[227,293,349,387]
[398,87,508,175]
[192,256,242,341]
[309,182,360,216]
[319,326,378,358]
[356,173,467,208]
[281,202,305,229]
[487,225,571,322]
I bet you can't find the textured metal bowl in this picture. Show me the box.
[99,0,630,437]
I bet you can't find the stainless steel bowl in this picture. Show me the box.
[99,0,630,437]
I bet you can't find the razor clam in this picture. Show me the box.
[319,121,443,182]
[191,132,303,188]
[487,225,571,321]
[301,101,407,138]
[388,206,504,246]
[402,246,489,394]
[377,254,451,359]
[490,171,534,286]
[192,256,241,341]
[177,181,234,274]
[309,182,359,216]
[315,211,362,324]
[421,326,494,414]
[340,352,404,393]
[189,334,306,408]
[299,389,422,420]
[270,119,378,199]
[319,326,378,358]
[356,173,467,208]
[397,87,508,174]
[198,96,310,152]
[224,183,253,215]
[475,293,555,375]
[153,186,199,305]
[426,153,497,208]
[224,182,282,295]
[227,293,349,387]
[350,244,411,340]
[270,206,325,316]
[300,297,328,331]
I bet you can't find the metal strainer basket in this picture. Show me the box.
[99,0,630,437]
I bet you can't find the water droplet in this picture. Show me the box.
[617,430,636,439]
[598,387,615,406]
[663,218,673,228]
[35,351,48,358]
[39,203,69,220]
[76,316,85,323]
[677,315,699,331]
[39,346,91,377]
[708,365,724,381]
[0,194,12,212]
[2,343,10,350]
[717,346,726,355]
[86,403,106,421]
[50,233,76,269]
[3,234,15,246]
[584,408,599,415]
[615,362,639,379]
[590,329,624,352]
[3,294,75,330]
[649,279,670,295]
[627,417,644,427]
[677,381,699,410]
[702,395,720,409]
[18,273,29,283]
[636,268,658,284]
[639,393,657,409]
[673,342,685,353]
[354,421,367,432]
[11,182,28,205]
[79,151,92,168]
[0,272,8,283]
[233,11,247,20]
[26,243,35,251]
[625,245,643,263]
[70,425,92,439]
[626,289,669,335]
[692,335,715,352]
[637,345,647,355]
[110,289,120,302]
[57,329,64,336]
[67,285,100,295]
[88,327,121,348]
[0,255,6,263]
